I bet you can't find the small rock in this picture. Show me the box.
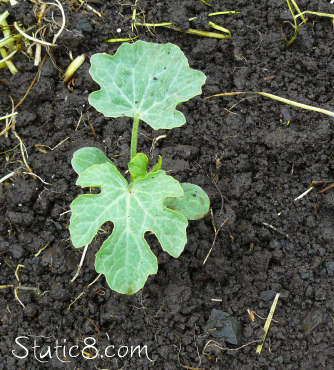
[302,308,323,335]
[259,290,276,302]
[325,261,334,276]
[204,309,242,345]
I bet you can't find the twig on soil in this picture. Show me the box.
[319,182,334,193]
[248,308,279,323]
[131,0,138,32]
[14,264,24,283]
[149,134,167,157]
[294,180,334,200]
[200,0,212,6]
[285,0,334,46]
[0,49,17,64]
[0,118,16,137]
[2,96,16,139]
[68,274,102,311]
[262,222,291,241]
[47,0,66,44]
[75,110,84,130]
[13,288,25,308]
[284,0,306,46]
[0,264,40,309]
[0,171,15,184]
[71,244,89,283]
[256,292,280,354]
[135,22,230,39]
[135,11,240,40]
[105,36,138,43]
[22,171,51,185]
[206,91,334,118]
[12,125,34,175]
[211,298,223,302]
[294,186,314,201]
[0,285,40,291]
[34,241,51,257]
[78,0,102,18]
[179,364,204,370]
[203,338,262,355]
[0,167,50,186]
[88,120,96,137]
[203,211,228,265]
[0,112,17,121]
[86,317,101,338]
[34,136,69,153]
[68,291,85,311]
[1,56,49,180]
[14,54,47,110]
[13,22,56,47]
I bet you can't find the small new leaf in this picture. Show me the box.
[69,160,188,295]
[128,153,148,180]
[88,40,206,130]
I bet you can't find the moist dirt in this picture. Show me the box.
[0,0,334,369]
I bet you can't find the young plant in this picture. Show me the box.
[69,41,209,294]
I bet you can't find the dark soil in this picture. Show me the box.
[1,0,334,369]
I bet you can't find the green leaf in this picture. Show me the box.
[72,147,112,175]
[88,40,206,130]
[69,162,188,295]
[164,182,210,220]
[128,153,148,180]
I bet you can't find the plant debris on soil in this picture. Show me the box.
[0,0,334,369]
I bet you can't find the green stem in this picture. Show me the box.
[131,115,140,160]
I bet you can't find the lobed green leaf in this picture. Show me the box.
[69,150,188,294]
[88,40,206,130]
